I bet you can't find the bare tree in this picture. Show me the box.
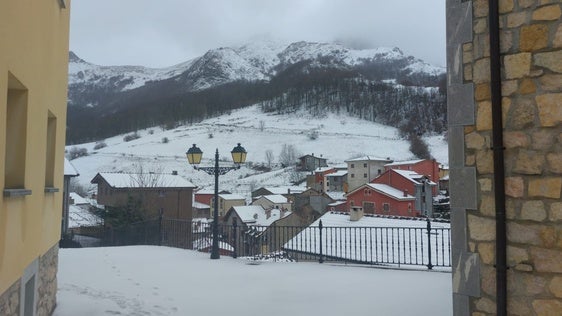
[279,144,300,167]
[265,149,274,168]
[259,120,265,132]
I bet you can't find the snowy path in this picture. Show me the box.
[54,246,452,316]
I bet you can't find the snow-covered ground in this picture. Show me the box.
[54,246,452,316]
[67,105,448,199]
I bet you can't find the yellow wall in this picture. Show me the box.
[0,0,71,293]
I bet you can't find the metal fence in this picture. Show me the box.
[68,217,451,270]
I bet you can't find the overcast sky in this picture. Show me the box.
[70,0,446,68]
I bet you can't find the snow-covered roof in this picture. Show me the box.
[384,159,425,167]
[440,175,449,181]
[231,205,267,223]
[258,186,306,195]
[64,158,80,177]
[326,170,347,177]
[218,193,246,200]
[68,205,102,228]
[328,201,347,207]
[259,194,288,204]
[193,201,210,209]
[69,192,89,205]
[326,191,346,201]
[304,212,449,229]
[391,169,436,185]
[314,167,334,173]
[230,205,290,227]
[92,172,196,189]
[345,156,392,162]
[367,183,415,201]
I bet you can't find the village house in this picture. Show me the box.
[297,153,328,171]
[306,167,336,192]
[346,183,417,217]
[62,157,80,237]
[251,186,305,202]
[91,172,196,221]
[0,1,70,314]
[384,159,440,184]
[292,188,335,223]
[326,170,348,192]
[194,188,231,206]
[251,194,292,212]
[345,156,393,192]
[210,193,246,218]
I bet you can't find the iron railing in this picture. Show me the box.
[67,217,451,269]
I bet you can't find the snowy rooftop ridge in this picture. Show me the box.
[91,172,196,188]
[384,159,425,166]
[345,155,393,162]
[367,183,415,200]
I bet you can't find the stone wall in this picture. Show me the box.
[448,0,562,315]
[0,244,58,316]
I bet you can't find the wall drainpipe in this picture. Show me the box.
[489,0,507,315]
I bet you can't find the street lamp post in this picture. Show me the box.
[186,143,247,259]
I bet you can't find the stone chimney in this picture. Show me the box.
[350,206,364,221]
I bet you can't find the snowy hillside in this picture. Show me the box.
[66,105,448,199]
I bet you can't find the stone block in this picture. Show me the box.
[540,227,557,248]
[481,265,496,296]
[468,214,495,241]
[531,129,556,151]
[476,101,492,131]
[473,0,489,18]
[507,11,528,28]
[513,149,545,174]
[535,93,562,127]
[519,78,536,94]
[449,126,466,168]
[477,242,495,265]
[506,177,525,198]
[466,132,486,149]
[504,53,532,79]
[508,298,533,316]
[530,247,562,272]
[555,24,562,48]
[479,178,492,191]
[502,80,518,96]
[519,0,535,8]
[508,222,542,245]
[550,276,562,298]
[504,131,530,148]
[508,100,537,129]
[476,149,494,174]
[547,153,562,173]
[521,200,547,221]
[528,177,562,199]
[475,297,496,313]
[451,207,468,251]
[550,202,562,221]
[539,74,562,92]
[499,0,514,13]
[500,30,513,53]
[532,4,562,20]
[480,194,495,216]
[507,245,529,266]
[474,18,487,34]
[534,50,562,73]
[452,293,470,316]
[475,83,490,101]
[532,299,562,316]
[473,58,491,83]
[520,24,549,51]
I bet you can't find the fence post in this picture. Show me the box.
[232,219,238,258]
[319,220,324,264]
[426,218,433,270]
[158,213,163,246]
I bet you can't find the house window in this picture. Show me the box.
[383,203,390,212]
[363,163,367,168]
[363,202,375,214]
[363,173,367,178]
[350,200,354,207]
[5,73,28,190]
[350,164,355,168]
[21,259,38,316]
[350,174,355,178]
[408,203,412,212]
[45,112,57,188]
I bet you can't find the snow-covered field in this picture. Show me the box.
[54,246,452,316]
[67,105,448,199]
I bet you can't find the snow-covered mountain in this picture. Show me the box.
[67,40,446,144]
[68,40,444,107]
